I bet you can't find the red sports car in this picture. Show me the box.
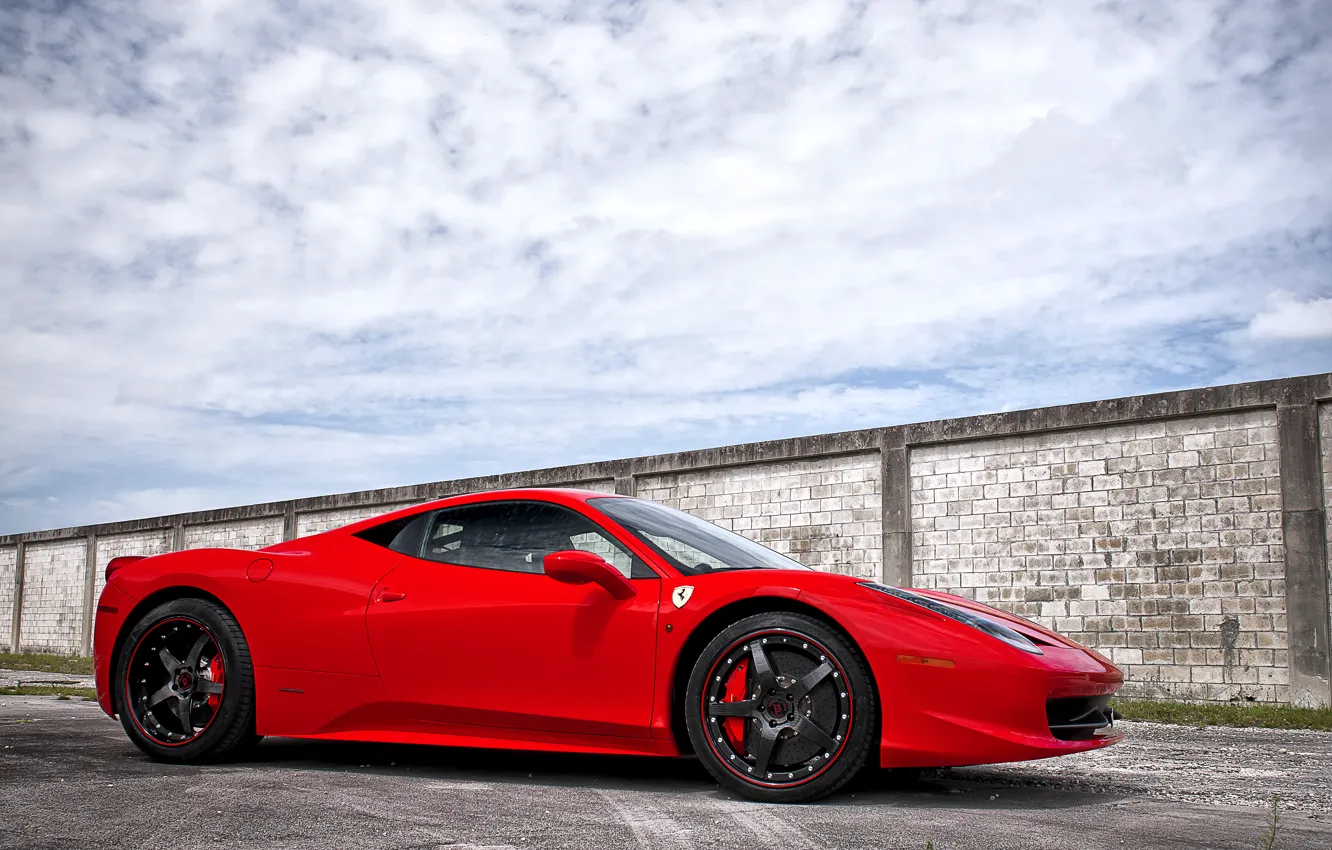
[93,488,1123,802]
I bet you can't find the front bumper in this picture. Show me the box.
[873,641,1124,768]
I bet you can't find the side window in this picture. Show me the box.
[420,502,651,578]
[427,519,464,560]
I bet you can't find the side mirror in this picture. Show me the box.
[543,550,636,600]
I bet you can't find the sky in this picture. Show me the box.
[1,0,1330,535]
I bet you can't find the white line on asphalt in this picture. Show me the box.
[709,799,826,850]
[597,789,696,850]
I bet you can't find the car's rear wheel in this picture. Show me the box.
[114,597,258,763]
[685,612,876,803]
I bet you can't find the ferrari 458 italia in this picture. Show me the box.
[93,488,1123,802]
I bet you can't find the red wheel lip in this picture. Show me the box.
[123,616,225,748]
[701,628,854,790]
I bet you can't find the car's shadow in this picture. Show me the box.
[234,738,1132,810]
[249,736,707,787]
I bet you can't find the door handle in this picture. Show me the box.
[378,589,407,603]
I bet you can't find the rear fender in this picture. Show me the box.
[105,544,398,677]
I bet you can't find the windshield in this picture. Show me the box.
[589,497,812,575]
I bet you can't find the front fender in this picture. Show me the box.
[649,572,840,743]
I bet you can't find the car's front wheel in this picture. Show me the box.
[113,597,258,762]
[685,612,876,802]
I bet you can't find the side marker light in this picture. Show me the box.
[896,655,956,669]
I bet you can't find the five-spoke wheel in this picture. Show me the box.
[125,617,226,745]
[114,597,258,762]
[686,612,875,802]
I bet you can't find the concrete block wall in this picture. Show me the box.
[182,518,285,551]
[18,540,88,655]
[0,546,15,652]
[2,374,1328,710]
[297,504,416,537]
[910,410,1287,702]
[94,530,175,603]
[636,454,882,579]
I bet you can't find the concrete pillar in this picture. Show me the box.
[80,532,97,656]
[1276,384,1331,708]
[611,459,636,497]
[282,503,298,541]
[8,541,22,654]
[171,523,185,552]
[880,428,911,587]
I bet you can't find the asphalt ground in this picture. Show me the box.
[2,695,1329,850]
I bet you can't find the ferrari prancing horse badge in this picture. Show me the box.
[671,585,694,608]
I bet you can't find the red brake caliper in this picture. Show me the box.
[720,658,750,755]
[206,654,225,711]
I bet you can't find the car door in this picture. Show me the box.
[364,499,661,739]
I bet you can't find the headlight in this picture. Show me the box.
[860,582,1043,655]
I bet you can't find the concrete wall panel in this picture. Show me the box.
[182,518,284,552]
[296,505,418,538]
[94,530,175,603]
[19,540,88,655]
[910,410,1286,702]
[637,453,882,579]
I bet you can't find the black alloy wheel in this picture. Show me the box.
[114,597,259,762]
[125,616,226,744]
[685,612,876,803]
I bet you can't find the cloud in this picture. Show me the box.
[1245,295,1332,340]
[1,0,1330,534]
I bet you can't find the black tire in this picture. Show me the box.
[113,597,257,763]
[685,612,876,803]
